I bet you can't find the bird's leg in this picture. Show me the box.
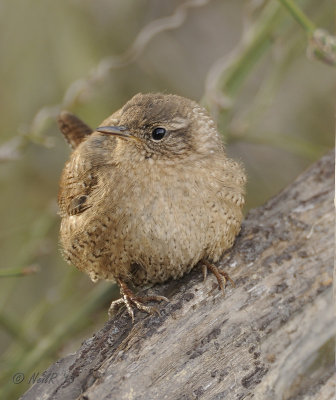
[202,260,235,294]
[108,278,169,322]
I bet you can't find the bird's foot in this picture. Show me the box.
[108,279,169,322]
[202,260,235,294]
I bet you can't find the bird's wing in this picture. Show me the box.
[58,156,99,217]
[58,107,123,217]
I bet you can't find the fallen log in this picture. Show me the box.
[21,150,335,400]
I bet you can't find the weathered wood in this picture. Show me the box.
[21,150,335,400]
[307,373,336,400]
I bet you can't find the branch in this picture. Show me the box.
[277,0,316,34]
[0,265,39,278]
[277,0,336,66]
[0,0,213,162]
[203,1,284,120]
[19,149,334,400]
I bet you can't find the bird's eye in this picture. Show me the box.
[151,127,166,141]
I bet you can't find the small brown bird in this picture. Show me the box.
[58,93,246,320]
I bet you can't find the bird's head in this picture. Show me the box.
[96,93,223,163]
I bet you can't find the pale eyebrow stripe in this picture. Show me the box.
[169,117,189,130]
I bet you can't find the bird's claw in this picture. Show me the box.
[109,279,169,322]
[202,260,235,294]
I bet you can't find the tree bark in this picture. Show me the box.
[21,150,335,400]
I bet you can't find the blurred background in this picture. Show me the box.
[0,0,334,398]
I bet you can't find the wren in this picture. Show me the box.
[57,93,246,321]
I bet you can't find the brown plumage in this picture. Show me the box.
[58,93,246,320]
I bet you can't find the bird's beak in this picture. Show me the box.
[96,126,140,142]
